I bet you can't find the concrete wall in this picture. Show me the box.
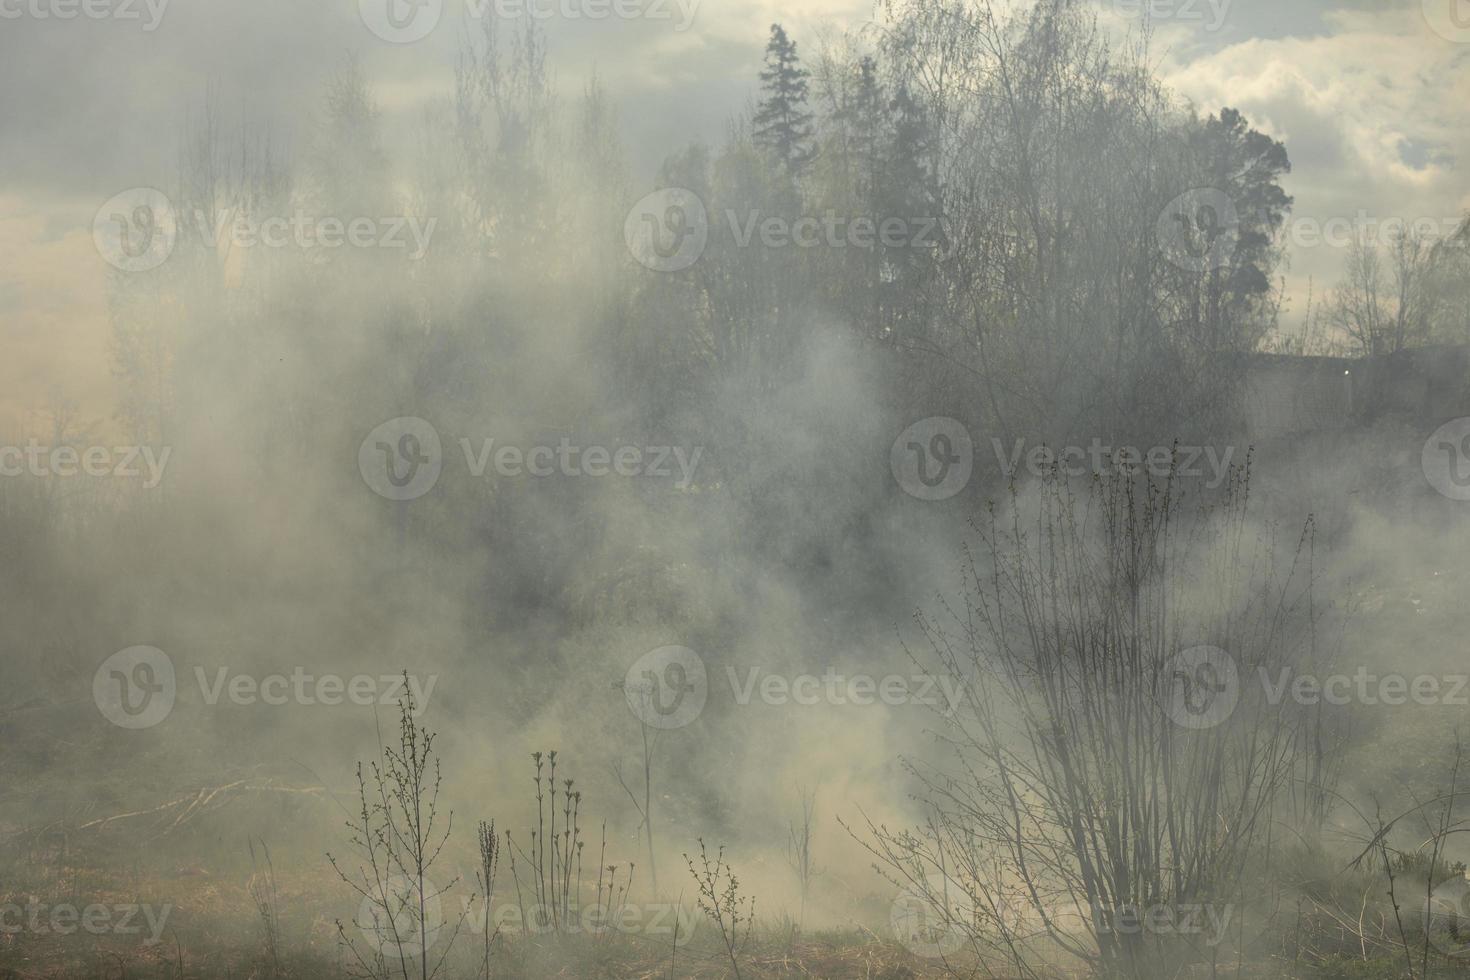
[1239,346,1470,441]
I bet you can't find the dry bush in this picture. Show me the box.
[855,460,1346,979]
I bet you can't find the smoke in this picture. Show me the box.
[3,2,1470,977]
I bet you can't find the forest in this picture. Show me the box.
[3,0,1470,977]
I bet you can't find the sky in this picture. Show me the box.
[1,0,1466,429]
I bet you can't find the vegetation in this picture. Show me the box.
[3,1,1469,979]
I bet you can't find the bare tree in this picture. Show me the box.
[854,463,1337,979]
[1329,227,1453,355]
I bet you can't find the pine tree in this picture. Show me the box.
[835,56,887,202]
[871,80,944,343]
[1185,106,1293,350]
[752,24,814,176]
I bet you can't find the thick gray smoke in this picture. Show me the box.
[2,1,1469,978]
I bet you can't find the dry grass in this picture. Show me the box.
[0,859,964,979]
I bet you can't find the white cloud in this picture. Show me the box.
[1155,3,1470,330]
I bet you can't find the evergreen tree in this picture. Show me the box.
[753,24,815,176]
[871,80,943,342]
[1185,106,1294,350]
[834,56,887,202]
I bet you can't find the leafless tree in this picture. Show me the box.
[854,463,1339,979]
